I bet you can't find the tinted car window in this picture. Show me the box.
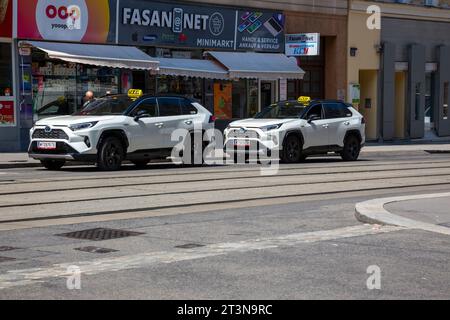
[131,98,157,117]
[182,100,198,115]
[305,104,323,120]
[158,98,182,117]
[76,96,134,115]
[324,103,352,119]
[255,101,306,119]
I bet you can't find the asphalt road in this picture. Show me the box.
[0,152,449,299]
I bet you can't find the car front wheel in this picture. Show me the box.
[341,135,361,161]
[41,159,65,170]
[97,136,125,171]
[281,135,303,163]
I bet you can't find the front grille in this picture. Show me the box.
[228,129,260,139]
[33,129,69,140]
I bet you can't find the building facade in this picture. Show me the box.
[348,0,450,141]
[0,0,349,152]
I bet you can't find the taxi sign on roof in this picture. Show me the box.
[128,89,143,100]
[298,96,311,105]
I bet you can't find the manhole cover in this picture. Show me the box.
[0,256,16,263]
[57,228,145,241]
[0,246,20,252]
[75,247,119,254]
[175,243,206,249]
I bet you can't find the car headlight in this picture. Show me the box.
[69,122,98,131]
[260,124,283,132]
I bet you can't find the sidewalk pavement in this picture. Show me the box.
[356,193,450,236]
[1,143,450,169]
[385,196,450,228]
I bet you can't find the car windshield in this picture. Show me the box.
[255,101,307,119]
[74,96,135,116]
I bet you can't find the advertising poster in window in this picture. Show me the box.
[17,0,116,43]
[214,83,232,119]
[0,0,12,38]
[0,100,15,126]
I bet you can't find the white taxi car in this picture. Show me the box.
[29,90,215,171]
[224,97,366,163]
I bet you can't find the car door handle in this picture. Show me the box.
[155,123,164,128]
[322,124,329,129]
[184,120,193,125]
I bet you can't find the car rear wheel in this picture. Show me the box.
[341,135,361,161]
[97,136,125,171]
[281,135,303,163]
[41,159,65,170]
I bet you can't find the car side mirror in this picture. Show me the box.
[307,115,321,123]
[134,111,151,122]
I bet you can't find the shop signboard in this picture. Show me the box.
[119,0,285,52]
[0,0,12,38]
[17,0,116,43]
[285,33,320,56]
[0,99,15,126]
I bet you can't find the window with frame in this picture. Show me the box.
[304,104,323,120]
[0,43,13,96]
[182,99,198,115]
[158,97,182,117]
[131,98,157,117]
[324,103,352,119]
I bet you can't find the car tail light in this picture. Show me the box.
[361,117,366,124]
[209,115,217,123]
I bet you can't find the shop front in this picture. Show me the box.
[6,0,304,151]
[0,0,16,151]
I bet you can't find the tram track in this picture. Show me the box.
[1,171,450,209]
[1,180,450,225]
[2,162,450,196]
[0,158,449,186]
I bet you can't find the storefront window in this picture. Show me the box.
[0,43,12,96]
[31,49,120,119]
[247,80,259,117]
[156,75,203,101]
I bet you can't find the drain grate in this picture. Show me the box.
[0,246,20,252]
[0,256,16,263]
[57,228,145,241]
[175,243,206,249]
[75,246,119,254]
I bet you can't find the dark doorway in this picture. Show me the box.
[261,82,273,108]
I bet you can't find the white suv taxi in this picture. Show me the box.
[224,97,366,163]
[29,90,215,171]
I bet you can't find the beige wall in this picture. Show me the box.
[359,70,378,140]
[286,11,348,100]
[347,10,380,96]
[347,7,381,140]
[394,72,406,139]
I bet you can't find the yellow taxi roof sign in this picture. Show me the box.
[128,89,143,100]
[298,96,311,105]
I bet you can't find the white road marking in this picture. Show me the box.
[0,224,403,290]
